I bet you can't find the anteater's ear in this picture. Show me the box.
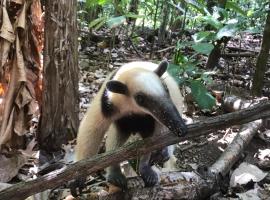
[154,60,168,77]
[106,80,129,95]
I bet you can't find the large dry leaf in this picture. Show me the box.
[0,182,12,190]
[11,0,25,4]
[16,34,26,82]
[0,153,27,182]
[0,0,42,147]
[0,108,15,146]
[0,6,15,42]
[0,6,15,68]
[230,162,267,187]
[0,40,11,68]
[17,2,26,30]
[14,86,33,136]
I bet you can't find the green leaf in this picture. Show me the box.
[86,0,111,7]
[89,16,107,29]
[125,13,144,19]
[202,16,223,29]
[189,80,216,110]
[192,31,211,42]
[192,43,214,55]
[216,24,238,39]
[184,0,207,14]
[176,41,193,50]
[107,16,126,28]
[226,1,246,16]
[168,63,184,83]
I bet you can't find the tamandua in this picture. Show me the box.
[75,60,187,190]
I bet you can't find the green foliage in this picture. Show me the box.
[89,16,107,29]
[85,0,112,7]
[216,23,238,39]
[107,16,126,28]
[189,80,216,110]
[169,48,216,110]
[226,1,246,16]
[182,0,207,14]
[201,15,223,29]
[191,43,214,55]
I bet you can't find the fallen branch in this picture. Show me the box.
[1,101,270,200]
[226,46,260,53]
[98,120,262,200]
[221,52,256,57]
[97,97,264,199]
[209,120,262,176]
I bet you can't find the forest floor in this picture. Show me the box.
[76,28,270,199]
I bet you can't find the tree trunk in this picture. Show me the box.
[127,0,139,24]
[206,0,227,69]
[38,0,79,153]
[170,1,184,32]
[158,1,170,46]
[252,7,270,96]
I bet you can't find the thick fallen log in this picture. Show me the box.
[1,101,270,200]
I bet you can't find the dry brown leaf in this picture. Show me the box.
[15,86,32,109]
[0,108,15,146]
[0,6,15,43]
[11,0,24,5]
[14,85,36,136]
[0,40,11,68]
[17,2,26,29]
[19,138,37,157]
[0,6,15,68]
[15,34,26,82]
[14,106,28,136]
[0,153,27,182]
[63,195,76,200]
[108,183,122,194]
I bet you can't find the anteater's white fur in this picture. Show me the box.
[75,62,184,168]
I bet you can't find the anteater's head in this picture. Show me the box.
[106,61,187,137]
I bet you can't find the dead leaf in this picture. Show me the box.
[63,195,76,200]
[19,138,37,156]
[0,153,27,182]
[108,183,122,194]
[236,188,261,200]
[16,34,26,82]
[0,182,12,191]
[230,162,268,187]
[11,0,24,4]
[17,2,26,29]
[0,108,15,145]
[0,6,15,43]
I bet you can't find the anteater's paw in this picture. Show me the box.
[140,166,159,187]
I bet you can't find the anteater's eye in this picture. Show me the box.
[135,93,146,105]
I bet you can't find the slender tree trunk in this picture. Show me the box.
[252,7,270,96]
[38,0,79,153]
[127,0,139,24]
[170,1,184,31]
[206,0,227,69]
[158,1,170,46]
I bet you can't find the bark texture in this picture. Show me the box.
[252,8,270,96]
[38,0,79,152]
